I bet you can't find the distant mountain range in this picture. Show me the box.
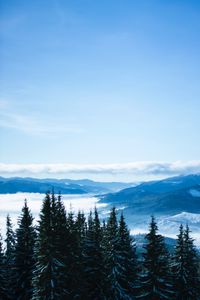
[100,174,200,215]
[0,177,134,194]
[1,174,200,246]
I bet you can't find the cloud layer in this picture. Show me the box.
[0,161,200,177]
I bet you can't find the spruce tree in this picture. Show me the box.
[52,192,70,299]
[173,224,200,300]
[32,192,68,300]
[0,232,8,299]
[184,225,200,299]
[139,216,173,300]
[71,210,87,299]
[5,214,16,300]
[104,207,130,299]
[82,209,106,300]
[15,200,36,300]
[117,214,138,299]
[65,209,77,298]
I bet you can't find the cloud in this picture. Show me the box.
[0,110,82,136]
[0,161,200,177]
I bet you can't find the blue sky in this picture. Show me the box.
[0,0,200,181]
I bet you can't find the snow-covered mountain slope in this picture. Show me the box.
[101,174,200,215]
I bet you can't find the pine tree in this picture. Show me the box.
[5,214,15,263]
[117,214,138,299]
[71,210,87,299]
[65,209,77,298]
[32,192,68,300]
[5,214,16,300]
[173,224,200,300]
[82,209,106,300]
[52,192,70,299]
[104,207,132,299]
[15,199,36,300]
[139,216,173,300]
[0,232,8,299]
[184,225,200,299]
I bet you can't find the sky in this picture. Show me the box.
[0,0,200,181]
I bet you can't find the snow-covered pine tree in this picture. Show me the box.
[65,208,87,299]
[172,224,188,299]
[117,213,138,299]
[32,192,53,299]
[184,225,200,299]
[103,207,119,298]
[52,192,70,299]
[65,209,77,298]
[5,214,16,300]
[82,208,106,300]
[0,232,8,299]
[104,207,137,299]
[32,192,68,300]
[138,216,173,300]
[71,210,87,299]
[15,200,36,300]
[173,224,200,300]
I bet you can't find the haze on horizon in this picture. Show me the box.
[0,0,200,181]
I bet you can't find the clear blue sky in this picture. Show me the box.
[0,0,200,180]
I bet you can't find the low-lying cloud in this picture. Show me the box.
[0,161,200,177]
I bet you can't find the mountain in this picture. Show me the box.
[100,174,200,215]
[61,178,134,193]
[0,177,134,194]
[0,177,87,194]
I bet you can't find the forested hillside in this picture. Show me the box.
[0,193,200,299]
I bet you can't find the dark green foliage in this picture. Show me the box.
[1,194,200,300]
[52,193,70,298]
[69,210,87,299]
[117,214,138,299]
[15,200,36,300]
[138,216,173,300]
[32,192,69,300]
[104,208,138,300]
[5,214,15,262]
[0,232,8,299]
[173,224,200,300]
[5,214,16,299]
[82,209,106,300]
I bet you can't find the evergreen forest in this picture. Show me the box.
[0,192,200,300]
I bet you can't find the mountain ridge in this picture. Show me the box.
[100,174,200,215]
[0,176,134,194]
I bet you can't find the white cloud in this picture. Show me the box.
[0,161,200,177]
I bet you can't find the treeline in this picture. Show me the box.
[0,192,200,300]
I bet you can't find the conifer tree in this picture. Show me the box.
[65,209,77,297]
[117,214,138,299]
[70,210,87,299]
[32,192,68,299]
[139,216,173,300]
[5,214,15,262]
[53,192,70,298]
[104,207,133,299]
[82,209,106,300]
[173,224,188,299]
[15,200,36,300]
[0,232,8,299]
[173,224,200,300]
[5,214,16,300]
[184,225,200,299]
